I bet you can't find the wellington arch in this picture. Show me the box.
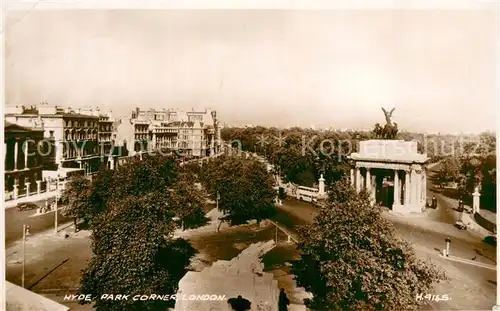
[348,139,429,214]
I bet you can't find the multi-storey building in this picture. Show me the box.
[5,103,117,177]
[4,121,45,198]
[97,110,117,167]
[116,108,221,157]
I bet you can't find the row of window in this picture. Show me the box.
[65,120,99,128]
[99,125,113,132]
[155,129,178,133]
[65,133,98,141]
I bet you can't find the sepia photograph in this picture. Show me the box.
[2,3,499,311]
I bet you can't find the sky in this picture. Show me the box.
[4,9,499,133]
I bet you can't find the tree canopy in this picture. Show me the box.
[292,178,447,311]
[201,154,277,225]
[220,126,457,187]
[62,154,206,311]
[430,132,496,211]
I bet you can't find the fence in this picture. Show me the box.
[4,180,49,202]
[474,212,496,233]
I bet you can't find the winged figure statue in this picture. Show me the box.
[381,107,395,126]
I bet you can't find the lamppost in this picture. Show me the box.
[21,224,31,288]
[54,174,60,235]
[445,237,451,257]
[216,191,220,211]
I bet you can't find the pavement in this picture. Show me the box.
[5,224,93,309]
[4,190,60,209]
[5,197,72,248]
[272,194,496,310]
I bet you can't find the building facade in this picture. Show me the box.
[97,111,117,169]
[4,122,45,198]
[5,103,118,176]
[116,107,221,157]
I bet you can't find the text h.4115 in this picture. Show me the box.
[415,294,450,302]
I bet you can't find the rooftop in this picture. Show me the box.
[4,121,44,133]
[6,281,69,311]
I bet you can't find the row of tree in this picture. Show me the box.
[436,153,496,211]
[220,126,493,188]
[182,154,277,226]
[62,155,208,311]
[61,153,278,311]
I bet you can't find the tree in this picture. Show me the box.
[76,154,207,311]
[292,178,447,311]
[458,153,497,211]
[61,175,93,225]
[436,156,461,187]
[202,155,276,226]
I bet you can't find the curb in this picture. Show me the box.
[461,213,494,240]
[440,254,496,270]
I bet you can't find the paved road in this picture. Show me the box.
[271,196,496,310]
[5,197,72,248]
[425,163,464,225]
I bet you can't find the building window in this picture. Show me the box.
[49,131,54,138]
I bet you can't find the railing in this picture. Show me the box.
[474,212,496,233]
[4,180,51,203]
[269,220,299,244]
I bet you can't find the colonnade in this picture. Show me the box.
[5,139,32,171]
[350,165,427,211]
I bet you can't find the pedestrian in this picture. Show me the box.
[278,288,290,311]
[432,196,437,208]
[228,295,251,311]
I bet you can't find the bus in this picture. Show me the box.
[296,186,319,203]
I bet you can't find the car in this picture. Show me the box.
[16,202,38,211]
[454,220,467,230]
[483,235,497,247]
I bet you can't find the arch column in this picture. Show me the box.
[355,167,361,193]
[422,169,427,203]
[404,169,411,205]
[394,170,401,206]
[411,169,419,206]
[365,168,375,204]
[366,168,371,192]
[418,169,424,205]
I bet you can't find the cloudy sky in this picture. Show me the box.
[5,9,498,133]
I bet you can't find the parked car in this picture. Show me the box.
[483,235,497,247]
[16,202,38,211]
[454,220,467,230]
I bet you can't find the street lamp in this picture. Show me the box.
[22,224,31,288]
[445,237,451,257]
[54,174,60,235]
[216,191,220,211]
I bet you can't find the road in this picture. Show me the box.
[271,187,496,311]
[5,197,72,248]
